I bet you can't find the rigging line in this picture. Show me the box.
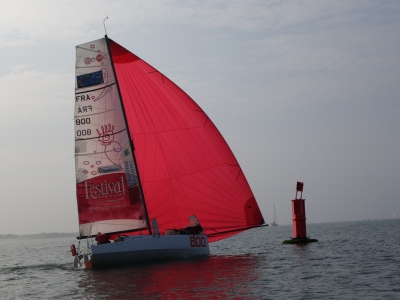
[75,82,116,95]
[103,16,109,36]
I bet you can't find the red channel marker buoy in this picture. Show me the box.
[283,182,318,244]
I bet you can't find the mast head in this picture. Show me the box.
[103,16,109,37]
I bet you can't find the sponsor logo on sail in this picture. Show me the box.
[98,164,122,174]
[124,149,130,157]
[84,177,126,200]
[124,160,137,186]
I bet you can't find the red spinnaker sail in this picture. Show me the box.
[109,40,264,242]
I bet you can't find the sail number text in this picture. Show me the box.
[76,117,92,137]
[76,129,92,137]
[76,118,91,125]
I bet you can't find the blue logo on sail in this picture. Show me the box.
[98,164,122,174]
[124,149,130,157]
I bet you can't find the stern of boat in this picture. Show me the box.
[71,242,93,269]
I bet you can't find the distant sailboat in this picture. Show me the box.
[70,35,265,268]
[270,204,278,226]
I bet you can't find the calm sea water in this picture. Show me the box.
[0,219,399,299]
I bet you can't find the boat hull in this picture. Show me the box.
[74,235,210,268]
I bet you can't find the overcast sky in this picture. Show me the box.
[0,0,399,234]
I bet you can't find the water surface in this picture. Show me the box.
[1,219,399,299]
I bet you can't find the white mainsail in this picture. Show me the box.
[75,38,145,237]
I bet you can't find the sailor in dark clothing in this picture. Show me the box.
[165,215,203,235]
[183,215,203,234]
[95,232,111,244]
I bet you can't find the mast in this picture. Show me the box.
[105,35,152,235]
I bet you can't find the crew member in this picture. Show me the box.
[95,232,110,244]
[165,215,203,235]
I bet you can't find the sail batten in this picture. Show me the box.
[75,83,116,95]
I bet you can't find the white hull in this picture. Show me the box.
[74,235,210,268]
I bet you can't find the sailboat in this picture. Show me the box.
[270,204,278,226]
[71,35,265,268]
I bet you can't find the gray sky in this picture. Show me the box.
[0,0,399,234]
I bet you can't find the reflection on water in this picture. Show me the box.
[75,255,266,299]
